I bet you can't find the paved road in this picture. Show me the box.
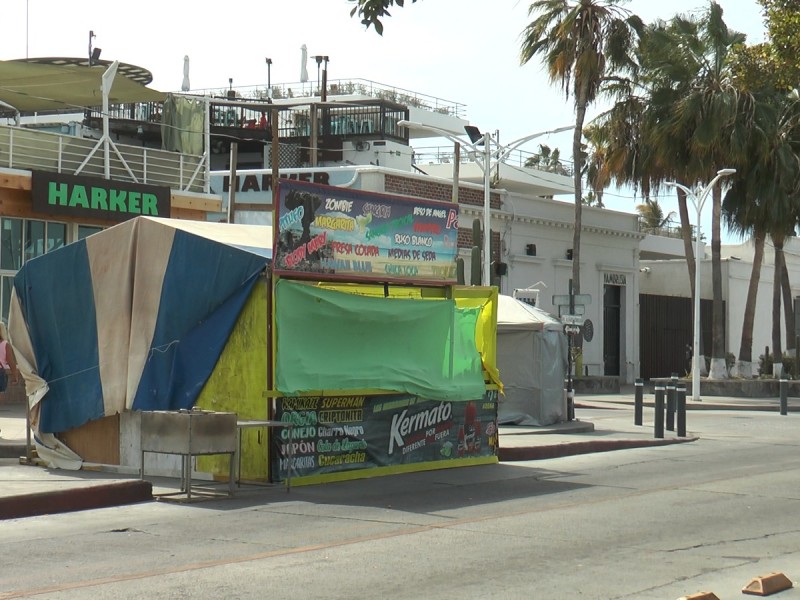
[2,406,800,599]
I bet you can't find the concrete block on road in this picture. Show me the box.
[677,592,720,600]
[742,572,793,596]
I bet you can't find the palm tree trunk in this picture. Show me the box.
[709,186,727,379]
[735,230,765,377]
[781,259,795,351]
[571,92,588,297]
[772,235,785,376]
[676,188,695,299]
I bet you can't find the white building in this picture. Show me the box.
[640,232,800,378]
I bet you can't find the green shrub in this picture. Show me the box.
[758,352,798,378]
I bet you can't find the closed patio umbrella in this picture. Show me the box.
[300,44,309,83]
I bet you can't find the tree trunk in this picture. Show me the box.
[734,230,764,378]
[772,235,785,376]
[571,91,588,297]
[709,186,727,379]
[781,258,795,351]
[676,188,695,299]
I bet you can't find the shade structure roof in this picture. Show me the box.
[497,294,562,331]
[0,58,165,114]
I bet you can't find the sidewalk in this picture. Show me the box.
[1,388,794,520]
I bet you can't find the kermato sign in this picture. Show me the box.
[31,171,170,223]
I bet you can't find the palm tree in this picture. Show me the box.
[520,0,643,297]
[723,38,800,374]
[636,199,676,235]
[524,144,568,174]
[587,36,700,298]
[722,181,769,377]
[640,3,753,379]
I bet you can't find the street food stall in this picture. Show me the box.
[10,181,500,487]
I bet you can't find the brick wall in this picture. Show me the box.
[384,174,500,209]
[384,173,501,257]
[457,227,501,257]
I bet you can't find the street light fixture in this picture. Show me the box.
[397,119,573,285]
[265,58,273,102]
[665,168,736,402]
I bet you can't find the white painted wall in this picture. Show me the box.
[474,188,641,382]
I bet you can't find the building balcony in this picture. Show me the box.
[0,123,206,193]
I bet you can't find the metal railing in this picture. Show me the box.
[412,145,575,177]
[88,97,410,145]
[187,78,466,119]
[638,218,702,241]
[0,124,206,192]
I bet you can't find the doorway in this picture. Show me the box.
[603,284,621,376]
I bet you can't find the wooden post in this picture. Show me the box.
[228,142,238,223]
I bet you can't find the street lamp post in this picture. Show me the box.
[265,58,272,102]
[665,168,735,402]
[397,120,573,285]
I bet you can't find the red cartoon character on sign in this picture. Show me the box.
[457,401,482,456]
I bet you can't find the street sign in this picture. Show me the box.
[562,314,583,325]
[552,293,592,306]
[564,325,581,334]
[559,305,584,317]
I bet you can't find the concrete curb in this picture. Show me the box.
[0,480,153,520]
[0,443,26,459]
[575,401,797,412]
[498,436,699,461]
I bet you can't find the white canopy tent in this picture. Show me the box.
[496,295,568,426]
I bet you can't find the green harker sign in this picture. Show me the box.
[31,171,171,223]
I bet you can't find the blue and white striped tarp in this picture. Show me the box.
[10,216,271,434]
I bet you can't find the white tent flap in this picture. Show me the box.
[496,295,568,426]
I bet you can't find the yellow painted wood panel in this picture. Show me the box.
[195,281,269,481]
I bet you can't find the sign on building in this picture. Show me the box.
[274,179,460,284]
[31,171,170,223]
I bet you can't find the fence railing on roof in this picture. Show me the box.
[0,124,206,192]
[186,78,466,119]
[412,145,575,177]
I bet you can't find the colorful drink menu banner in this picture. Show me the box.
[274,180,459,284]
[271,392,498,481]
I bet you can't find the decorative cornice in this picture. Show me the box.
[459,205,645,241]
[509,254,545,265]
[597,263,634,273]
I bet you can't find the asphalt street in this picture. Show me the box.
[2,404,800,599]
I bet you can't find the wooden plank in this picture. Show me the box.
[171,192,223,213]
[59,414,120,465]
[0,172,32,191]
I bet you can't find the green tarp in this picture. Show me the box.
[275,280,486,400]
[161,93,204,155]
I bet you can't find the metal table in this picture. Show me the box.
[140,410,237,500]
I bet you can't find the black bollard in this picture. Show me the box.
[654,384,665,439]
[780,377,788,416]
[634,378,644,426]
[567,386,575,421]
[666,375,676,432]
[677,384,686,437]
